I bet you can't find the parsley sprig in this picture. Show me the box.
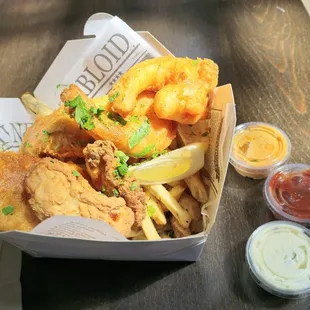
[108,91,120,103]
[128,118,151,149]
[2,205,14,216]
[133,145,155,158]
[107,112,127,126]
[114,150,129,177]
[64,95,95,130]
[42,130,51,144]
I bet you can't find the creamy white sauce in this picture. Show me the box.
[249,222,310,291]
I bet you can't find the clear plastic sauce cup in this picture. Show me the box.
[230,122,291,179]
[246,221,310,298]
[264,163,310,226]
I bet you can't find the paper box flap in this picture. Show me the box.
[34,13,164,109]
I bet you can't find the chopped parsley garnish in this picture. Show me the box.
[101,186,106,193]
[115,150,129,164]
[129,115,140,123]
[56,83,68,90]
[113,189,119,197]
[192,59,200,65]
[42,130,51,144]
[152,149,168,159]
[147,205,156,217]
[89,107,97,115]
[72,170,80,177]
[2,205,14,216]
[107,112,127,126]
[97,106,105,115]
[50,160,54,163]
[130,182,137,191]
[201,131,209,137]
[23,141,32,148]
[90,105,105,117]
[117,164,128,176]
[64,95,95,130]
[108,91,120,103]
[113,170,121,178]
[133,144,155,158]
[114,150,129,177]
[128,118,151,149]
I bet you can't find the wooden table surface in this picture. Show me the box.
[1,0,310,309]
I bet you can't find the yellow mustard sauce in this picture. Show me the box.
[230,123,291,179]
[233,124,288,167]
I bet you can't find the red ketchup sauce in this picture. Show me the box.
[269,169,310,219]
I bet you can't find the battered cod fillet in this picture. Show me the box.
[24,158,135,237]
[83,140,146,226]
[0,152,40,232]
[20,105,94,159]
[61,85,176,157]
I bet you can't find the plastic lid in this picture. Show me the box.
[264,163,310,225]
[230,122,291,179]
[246,221,310,298]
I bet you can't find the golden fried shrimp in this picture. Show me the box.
[108,56,218,123]
[61,85,176,157]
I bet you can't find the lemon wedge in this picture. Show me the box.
[129,143,205,185]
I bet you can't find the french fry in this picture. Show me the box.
[147,184,191,229]
[145,191,167,225]
[179,193,202,221]
[169,184,187,201]
[171,216,191,238]
[21,92,53,116]
[142,215,161,240]
[167,180,183,187]
[185,172,209,203]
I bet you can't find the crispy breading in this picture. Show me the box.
[24,158,135,237]
[0,152,40,232]
[109,56,218,123]
[61,85,176,157]
[83,140,146,226]
[20,105,94,159]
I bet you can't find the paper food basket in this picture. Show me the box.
[0,13,236,262]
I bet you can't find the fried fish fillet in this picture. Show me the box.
[83,140,146,226]
[24,158,135,237]
[0,152,40,232]
[20,106,94,159]
[109,56,219,123]
[61,85,176,156]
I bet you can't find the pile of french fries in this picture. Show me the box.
[21,93,210,241]
[137,171,209,240]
